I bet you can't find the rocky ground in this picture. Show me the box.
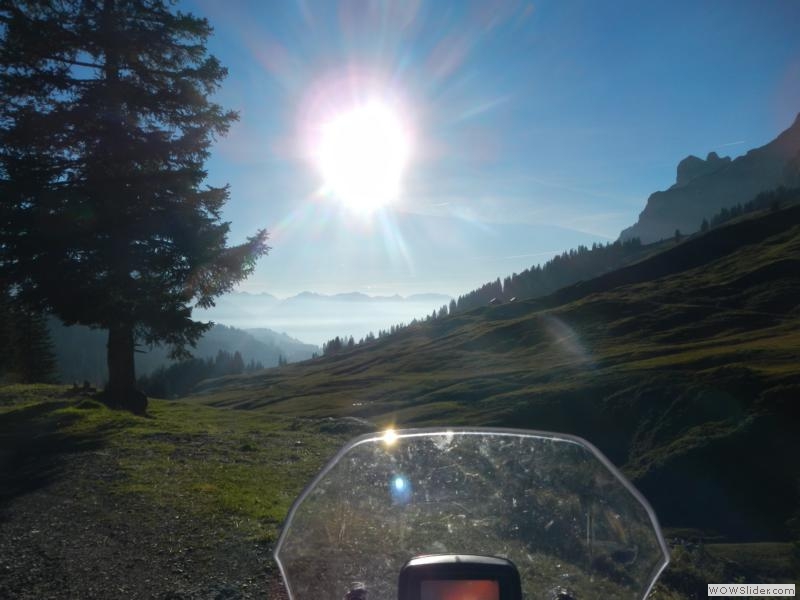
[0,444,288,600]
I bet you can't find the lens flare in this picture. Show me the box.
[390,474,412,504]
[383,428,398,445]
[541,314,594,367]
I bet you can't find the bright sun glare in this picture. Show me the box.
[315,101,410,212]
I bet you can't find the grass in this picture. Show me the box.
[705,542,798,580]
[0,385,363,543]
[654,541,799,599]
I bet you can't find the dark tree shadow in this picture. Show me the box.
[0,400,108,507]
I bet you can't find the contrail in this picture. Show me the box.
[716,140,745,148]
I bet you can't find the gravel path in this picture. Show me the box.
[0,446,289,599]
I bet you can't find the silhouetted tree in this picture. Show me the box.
[784,151,800,188]
[0,1,268,413]
[707,186,799,229]
[231,351,245,374]
[246,358,264,371]
[0,291,12,379]
[323,336,344,355]
[12,306,58,383]
[0,291,57,383]
[138,348,262,398]
[701,218,709,232]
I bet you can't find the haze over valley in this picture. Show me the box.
[196,291,452,346]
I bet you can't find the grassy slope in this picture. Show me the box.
[190,204,800,543]
[0,385,362,544]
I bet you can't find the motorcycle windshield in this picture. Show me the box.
[275,429,669,600]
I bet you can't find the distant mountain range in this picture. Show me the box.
[205,290,451,305]
[620,113,800,243]
[196,291,453,345]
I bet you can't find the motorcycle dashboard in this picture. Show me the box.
[399,554,521,600]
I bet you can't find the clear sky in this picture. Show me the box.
[184,0,800,298]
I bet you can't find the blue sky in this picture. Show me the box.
[185,0,800,297]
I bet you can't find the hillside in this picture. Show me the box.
[446,188,797,319]
[620,113,800,243]
[192,203,800,542]
[49,322,318,384]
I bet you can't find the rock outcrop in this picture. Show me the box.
[620,113,800,243]
[674,152,731,187]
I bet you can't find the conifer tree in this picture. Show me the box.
[10,305,58,383]
[0,289,14,380]
[231,350,244,374]
[0,289,57,383]
[0,1,268,412]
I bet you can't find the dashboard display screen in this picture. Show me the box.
[420,579,499,600]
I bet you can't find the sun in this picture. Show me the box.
[314,101,411,212]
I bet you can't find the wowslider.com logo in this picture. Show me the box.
[708,584,795,596]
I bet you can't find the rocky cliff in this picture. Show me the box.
[620,113,800,242]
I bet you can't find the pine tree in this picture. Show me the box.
[12,306,58,383]
[0,2,268,412]
[231,351,244,374]
[0,290,12,380]
[0,289,58,383]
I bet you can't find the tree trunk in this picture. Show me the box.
[106,324,147,414]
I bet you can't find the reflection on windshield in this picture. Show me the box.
[276,429,669,600]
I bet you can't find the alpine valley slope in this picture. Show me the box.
[190,203,800,542]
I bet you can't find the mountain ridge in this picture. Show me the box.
[620,113,800,243]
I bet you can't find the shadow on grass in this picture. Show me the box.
[0,400,108,508]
